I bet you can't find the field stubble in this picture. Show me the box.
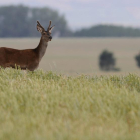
[0,38,140,75]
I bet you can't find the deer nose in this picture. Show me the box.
[49,36,52,39]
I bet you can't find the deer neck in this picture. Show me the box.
[35,37,48,61]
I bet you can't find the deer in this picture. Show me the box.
[0,20,54,71]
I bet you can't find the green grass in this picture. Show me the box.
[0,68,140,140]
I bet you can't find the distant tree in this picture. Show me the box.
[28,7,71,37]
[0,5,29,37]
[135,53,140,68]
[0,5,71,37]
[99,50,119,71]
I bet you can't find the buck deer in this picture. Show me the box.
[0,20,54,71]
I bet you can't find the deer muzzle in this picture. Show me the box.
[49,36,52,41]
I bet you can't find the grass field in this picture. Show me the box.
[0,69,140,140]
[0,38,140,75]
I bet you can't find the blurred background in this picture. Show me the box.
[0,0,140,75]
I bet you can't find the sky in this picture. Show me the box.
[0,0,140,30]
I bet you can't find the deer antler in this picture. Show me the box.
[37,21,45,31]
[47,21,52,31]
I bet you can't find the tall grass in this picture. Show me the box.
[0,68,140,140]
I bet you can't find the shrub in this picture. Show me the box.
[99,50,120,71]
[135,52,140,68]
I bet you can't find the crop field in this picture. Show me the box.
[0,38,140,140]
[0,38,140,75]
[0,69,140,140]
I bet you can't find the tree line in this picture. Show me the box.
[74,25,140,37]
[0,5,140,37]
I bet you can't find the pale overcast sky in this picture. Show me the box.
[0,0,140,30]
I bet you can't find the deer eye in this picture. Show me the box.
[43,32,46,35]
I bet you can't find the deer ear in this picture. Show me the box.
[37,25,44,33]
[49,25,55,33]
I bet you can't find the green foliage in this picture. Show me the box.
[99,50,119,71]
[135,53,140,68]
[74,25,140,37]
[0,69,140,139]
[0,5,71,37]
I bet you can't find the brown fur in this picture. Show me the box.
[0,21,54,71]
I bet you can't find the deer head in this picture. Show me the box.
[37,20,55,42]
